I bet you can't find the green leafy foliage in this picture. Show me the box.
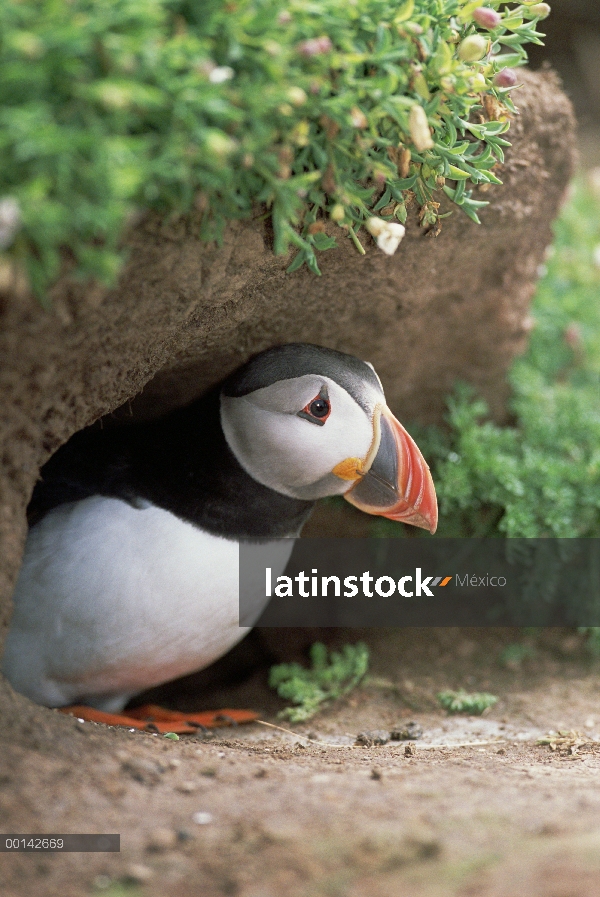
[269,641,369,722]
[0,0,544,298]
[437,688,498,714]
[372,177,600,541]
[370,178,600,620]
[434,179,600,539]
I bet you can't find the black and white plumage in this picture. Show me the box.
[3,344,437,713]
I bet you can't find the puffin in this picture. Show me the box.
[2,344,437,732]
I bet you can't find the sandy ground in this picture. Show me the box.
[2,625,600,897]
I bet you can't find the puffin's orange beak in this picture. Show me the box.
[342,406,438,534]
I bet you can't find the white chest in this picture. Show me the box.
[3,496,292,710]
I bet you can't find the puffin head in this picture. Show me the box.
[220,344,438,533]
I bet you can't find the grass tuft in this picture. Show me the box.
[437,689,498,714]
[269,641,369,722]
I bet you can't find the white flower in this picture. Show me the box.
[366,217,406,256]
[350,106,368,128]
[408,105,434,152]
[0,197,22,249]
[209,66,235,83]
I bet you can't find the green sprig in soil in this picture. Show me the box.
[0,0,546,299]
[437,689,498,714]
[269,641,369,722]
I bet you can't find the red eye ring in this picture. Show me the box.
[298,391,331,426]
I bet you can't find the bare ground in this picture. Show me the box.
[2,626,600,897]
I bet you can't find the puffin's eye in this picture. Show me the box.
[310,398,329,418]
[297,389,331,426]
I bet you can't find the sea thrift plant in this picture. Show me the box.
[0,0,547,299]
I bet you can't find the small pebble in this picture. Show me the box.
[192,811,213,825]
[124,864,153,884]
[355,730,389,747]
[390,721,423,741]
[176,780,198,794]
[121,757,162,785]
[371,768,382,781]
[146,827,177,852]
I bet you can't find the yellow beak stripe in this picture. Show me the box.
[332,457,365,481]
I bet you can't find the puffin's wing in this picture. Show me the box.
[27,426,133,527]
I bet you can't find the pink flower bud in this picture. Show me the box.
[316,36,333,53]
[297,36,332,57]
[473,7,501,29]
[564,323,582,349]
[493,67,519,88]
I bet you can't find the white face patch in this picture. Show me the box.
[221,374,383,500]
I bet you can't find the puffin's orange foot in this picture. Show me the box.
[59,704,259,734]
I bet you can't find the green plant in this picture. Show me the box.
[269,641,369,722]
[578,627,600,656]
[1,0,546,300]
[370,177,600,622]
[499,642,535,666]
[434,179,600,539]
[372,176,600,541]
[437,688,498,713]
